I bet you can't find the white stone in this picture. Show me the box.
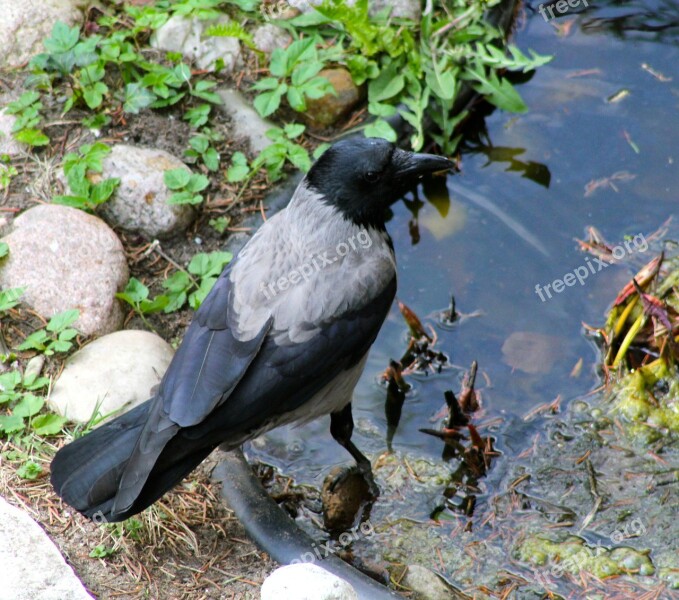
[253,23,291,53]
[0,0,85,69]
[0,109,24,156]
[49,330,174,424]
[404,565,457,600]
[217,88,273,154]
[261,564,358,600]
[95,144,196,239]
[0,496,93,600]
[0,204,128,336]
[151,15,242,72]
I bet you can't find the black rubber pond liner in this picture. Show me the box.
[213,1,520,597]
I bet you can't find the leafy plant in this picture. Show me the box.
[209,216,230,234]
[163,168,210,205]
[252,37,335,117]
[54,142,120,211]
[18,310,80,356]
[0,155,18,190]
[89,544,117,558]
[228,125,312,193]
[4,91,49,147]
[162,251,233,312]
[17,461,43,480]
[30,19,221,119]
[280,0,552,154]
[184,133,220,171]
[0,369,66,437]
[116,278,169,322]
[0,288,24,313]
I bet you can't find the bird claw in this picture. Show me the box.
[327,464,380,499]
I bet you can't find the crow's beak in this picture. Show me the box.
[394,149,454,179]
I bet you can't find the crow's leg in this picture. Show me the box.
[330,403,379,497]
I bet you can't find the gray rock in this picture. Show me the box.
[0,0,85,69]
[371,0,421,20]
[97,144,196,239]
[261,564,358,600]
[49,330,174,424]
[0,109,24,156]
[217,88,273,153]
[0,204,128,336]
[151,15,241,72]
[404,564,462,600]
[253,23,292,53]
[0,496,93,600]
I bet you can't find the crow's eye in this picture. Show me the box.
[364,171,380,183]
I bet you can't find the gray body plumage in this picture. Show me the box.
[50,137,451,522]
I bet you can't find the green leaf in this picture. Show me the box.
[18,330,50,352]
[269,48,288,78]
[0,414,25,434]
[202,147,220,171]
[14,129,49,147]
[284,123,305,139]
[0,287,24,312]
[0,242,8,259]
[188,251,232,278]
[124,82,157,114]
[82,81,109,110]
[313,143,330,160]
[189,277,217,310]
[117,278,150,304]
[364,119,397,142]
[167,191,202,205]
[286,86,306,112]
[291,61,323,86]
[185,174,210,193]
[140,295,169,314]
[89,544,116,559]
[462,63,527,113]
[254,86,286,117]
[47,309,79,333]
[287,144,311,172]
[162,271,191,294]
[252,77,281,92]
[43,22,80,54]
[163,168,191,190]
[227,152,250,183]
[32,413,67,436]
[16,461,43,479]
[284,38,318,73]
[13,394,44,418]
[368,64,405,103]
[90,178,120,205]
[183,104,211,127]
[425,61,456,101]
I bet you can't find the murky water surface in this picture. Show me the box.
[247,1,679,595]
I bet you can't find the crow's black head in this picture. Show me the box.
[306,137,453,228]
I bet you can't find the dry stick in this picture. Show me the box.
[579,458,603,532]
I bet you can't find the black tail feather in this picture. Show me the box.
[50,400,215,522]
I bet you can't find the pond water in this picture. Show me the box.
[247,0,679,594]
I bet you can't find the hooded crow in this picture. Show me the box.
[50,137,453,522]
